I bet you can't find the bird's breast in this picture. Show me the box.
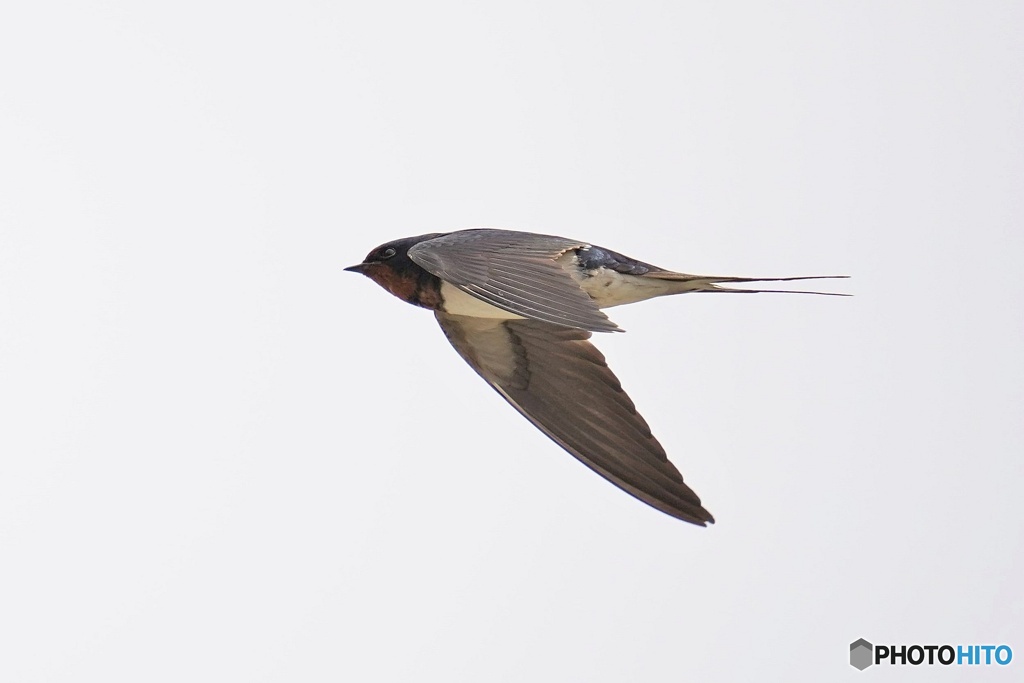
[439,281,525,319]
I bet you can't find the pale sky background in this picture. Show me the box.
[1,2,1022,682]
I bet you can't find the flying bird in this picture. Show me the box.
[346,228,845,525]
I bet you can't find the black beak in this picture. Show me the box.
[345,263,369,273]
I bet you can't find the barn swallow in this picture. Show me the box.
[346,228,846,525]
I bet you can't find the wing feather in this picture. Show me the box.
[435,312,713,525]
[409,229,621,332]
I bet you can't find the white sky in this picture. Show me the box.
[1,2,1022,681]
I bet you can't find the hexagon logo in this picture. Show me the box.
[850,638,873,670]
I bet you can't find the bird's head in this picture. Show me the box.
[345,233,445,305]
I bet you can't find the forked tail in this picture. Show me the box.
[648,273,851,296]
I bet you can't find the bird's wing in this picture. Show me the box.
[409,229,621,333]
[435,312,714,525]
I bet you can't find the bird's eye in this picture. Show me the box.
[381,247,397,259]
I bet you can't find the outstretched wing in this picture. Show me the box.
[409,229,621,333]
[435,312,713,525]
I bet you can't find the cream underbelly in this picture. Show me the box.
[440,269,679,319]
[576,268,678,308]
